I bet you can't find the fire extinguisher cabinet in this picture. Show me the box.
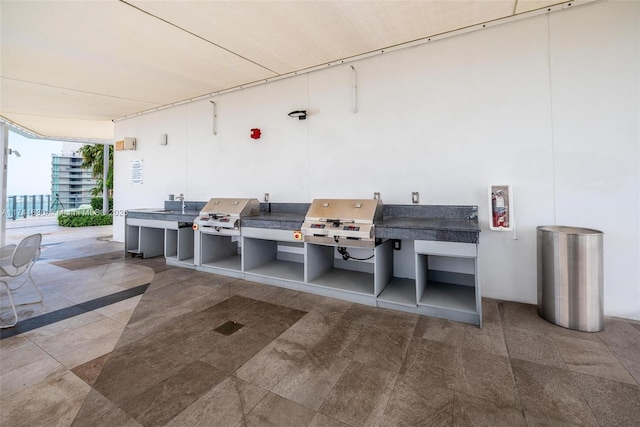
[537,225,604,332]
[488,185,513,231]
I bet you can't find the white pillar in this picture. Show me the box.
[103,143,109,214]
[0,124,8,246]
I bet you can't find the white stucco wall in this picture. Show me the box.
[114,1,640,320]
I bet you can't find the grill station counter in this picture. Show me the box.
[301,199,383,248]
[193,198,260,236]
[130,199,482,326]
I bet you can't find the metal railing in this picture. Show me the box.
[5,194,53,220]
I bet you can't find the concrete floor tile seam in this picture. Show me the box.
[405,337,459,381]
[604,349,640,387]
[0,284,149,340]
[566,365,640,389]
[550,333,638,385]
[26,331,115,371]
[455,346,521,411]
[376,367,404,426]
[0,355,70,401]
[268,350,347,412]
[0,342,67,388]
[597,320,640,353]
[23,312,116,343]
[229,373,269,427]
[92,362,188,410]
[1,370,92,427]
[32,324,124,355]
[508,353,532,426]
[512,359,605,426]
[452,390,527,427]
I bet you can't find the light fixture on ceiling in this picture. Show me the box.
[6,148,21,157]
[288,110,307,120]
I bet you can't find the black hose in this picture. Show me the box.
[337,246,374,261]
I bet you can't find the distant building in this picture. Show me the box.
[51,144,96,209]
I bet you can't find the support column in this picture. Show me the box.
[103,143,109,214]
[0,124,8,246]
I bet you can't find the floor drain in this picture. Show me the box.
[214,320,244,336]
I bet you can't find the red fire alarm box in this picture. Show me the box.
[250,128,261,139]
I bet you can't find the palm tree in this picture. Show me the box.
[78,144,114,196]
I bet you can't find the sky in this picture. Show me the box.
[6,131,85,195]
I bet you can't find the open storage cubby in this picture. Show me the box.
[126,225,140,255]
[243,238,305,283]
[177,227,194,263]
[165,226,194,265]
[200,232,242,273]
[165,229,178,259]
[415,240,480,326]
[305,241,392,297]
[138,227,164,258]
[377,240,417,307]
[377,277,417,307]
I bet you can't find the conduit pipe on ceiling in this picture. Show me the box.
[114,0,587,123]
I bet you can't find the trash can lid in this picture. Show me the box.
[537,225,603,235]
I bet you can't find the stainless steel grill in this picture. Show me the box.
[301,198,383,248]
[193,198,259,236]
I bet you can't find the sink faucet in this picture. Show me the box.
[176,194,187,213]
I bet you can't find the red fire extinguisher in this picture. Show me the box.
[492,190,508,228]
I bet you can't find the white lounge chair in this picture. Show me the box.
[0,233,43,328]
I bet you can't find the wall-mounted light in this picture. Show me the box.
[5,148,21,157]
[288,110,307,120]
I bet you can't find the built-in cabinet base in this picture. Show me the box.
[126,220,481,327]
[198,228,481,326]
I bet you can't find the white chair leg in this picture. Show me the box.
[27,263,43,303]
[6,263,44,305]
[0,281,19,328]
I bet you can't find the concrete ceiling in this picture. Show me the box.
[1,0,572,140]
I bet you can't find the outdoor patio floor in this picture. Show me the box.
[1,222,638,426]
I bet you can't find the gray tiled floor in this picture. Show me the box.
[1,225,639,426]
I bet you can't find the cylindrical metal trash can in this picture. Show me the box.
[537,226,604,332]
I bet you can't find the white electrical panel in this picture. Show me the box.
[116,137,136,151]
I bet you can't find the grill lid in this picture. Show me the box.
[301,199,383,247]
[195,198,259,230]
[304,199,382,224]
[200,198,260,217]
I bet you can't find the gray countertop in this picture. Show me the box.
[127,205,480,244]
[377,217,480,243]
[127,208,201,223]
[241,212,304,230]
